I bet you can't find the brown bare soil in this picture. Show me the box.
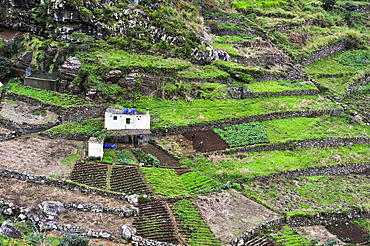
[0,25,24,40]
[296,225,343,245]
[0,136,83,179]
[194,189,279,244]
[58,210,133,238]
[0,100,59,124]
[0,176,130,209]
[0,124,10,134]
[153,134,195,158]
[326,221,367,244]
[140,143,183,168]
[183,130,229,153]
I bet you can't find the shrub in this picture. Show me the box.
[0,57,13,80]
[345,31,363,50]
[138,195,150,204]
[146,154,160,168]
[320,0,336,10]
[59,234,90,246]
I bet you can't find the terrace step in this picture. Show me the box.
[245,235,280,246]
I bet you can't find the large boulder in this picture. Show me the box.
[58,57,81,81]
[118,224,136,241]
[41,201,65,220]
[0,221,22,239]
[101,70,123,84]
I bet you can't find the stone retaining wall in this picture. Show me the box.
[152,109,344,136]
[40,132,94,141]
[229,87,319,100]
[0,132,20,141]
[5,92,107,124]
[230,209,370,246]
[0,115,58,134]
[206,137,370,156]
[301,39,346,66]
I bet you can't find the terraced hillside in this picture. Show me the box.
[1,0,370,245]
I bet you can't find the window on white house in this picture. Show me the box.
[113,116,118,120]
[126,118,131,124]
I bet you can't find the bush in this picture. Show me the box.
[0,57,13,80]
[138,194,150,204]
[59,234,90,246]
[345,31,363,50]
[320,0,336,10]
[145,154,160,168]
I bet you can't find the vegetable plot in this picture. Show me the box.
[213,122,269,148]
[70,162,108,189]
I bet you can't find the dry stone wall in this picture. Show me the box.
[301,39,346,66]
[5,92,106,124]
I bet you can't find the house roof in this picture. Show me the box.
[88,137,103,144]
[106,108,146,115]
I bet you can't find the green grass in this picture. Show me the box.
[244,175,370,214]
[268,226,309,246]
[141,167,188,197]
[102,150,116,163]
[246,80,317,93]
[136,95,339,129]
[181,144,370,183]
[296,115,370,140]
[177,65,230,79]
[46,119,102,134]
[212,36,247,43]
[117,151,136,164]
[213,122,270,147]
[7,79,92,107]
[335,50,370,68]
[354,219,370,233]
[62,147,81,168]
[180,172,221,194]
[82,49,191,74]
[261,116,325,143]
[212,43,239,56]
[173,199,221,246]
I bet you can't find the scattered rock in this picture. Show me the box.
[0,221,22,239]
[41,201,65,220]
[118,224,136,241]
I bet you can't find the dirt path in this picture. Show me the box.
[194,189,279,244]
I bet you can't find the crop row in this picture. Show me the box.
[110,166,152,195]
[70,162,108,189]
[180,172,221,194]
[213,122,269,148]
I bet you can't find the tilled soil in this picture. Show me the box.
[140,143,183,168]
[0,176,129,209]
[194,189,279,244]
[0,136,82,179]
[326,221,367,244]
[183,130,229,153]
[296,225,343,246]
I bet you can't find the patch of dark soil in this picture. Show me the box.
[140,143,182,168]
[326,221,367,244]
[174,169,195,176]
[0,25,24,40]
[183,130,229,153]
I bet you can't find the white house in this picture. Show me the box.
[105,108,150,130]
[88,137,104,160]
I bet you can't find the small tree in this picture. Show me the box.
[0,57,12,80]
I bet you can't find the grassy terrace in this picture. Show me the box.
[181,144,370,183]
[46,119,102,134]
[245,80,317,93]
[176,65,230,80]
[244,175,370,215]
[137,95,340,128]
[82,49,191,74]
[7,80,92,107]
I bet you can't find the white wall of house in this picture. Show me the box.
[105,109,150,130]
[88,138,104,160]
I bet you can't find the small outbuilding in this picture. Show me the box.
[88,137,104,160]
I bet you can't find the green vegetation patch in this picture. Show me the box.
[180,172,221,194]
[181,144,370,183]
[82,49,191,75]
[138,95,339,129]
[244,175,370,215]
[177,65,230,79]
[7,79,91,107]
[141,167,188,197]
[261,116,324,143]
[268,226,309,246]
[247,80,317,93]
[117,151,136,164]
[62,147,81,168]
[296,115,370,140]
[335,50,370,68]
[173,199,221,246]
[213,122,269,147]
[47,119,102,134]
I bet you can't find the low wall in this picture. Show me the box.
[5,91,107,124]
[301,39,346,66]
[40,131,94,141]
[229,87,319,100]
[0,115,59,134]
[151,109,344,136]
[206,137,370,156]
[230,209,370,246]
